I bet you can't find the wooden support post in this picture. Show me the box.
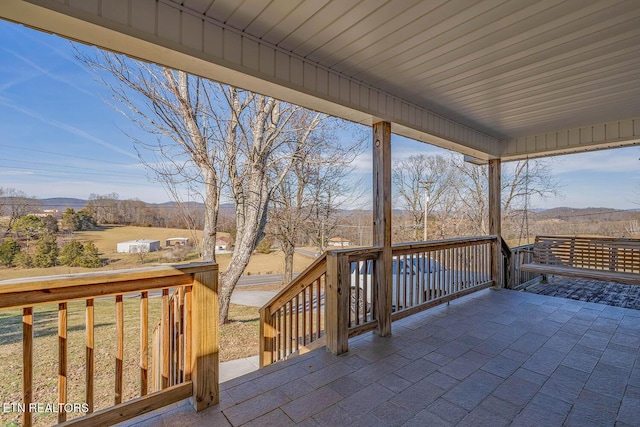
[489,158,502,289]
[259,307,275,367]
[23,307,33,427]
[191,267,219,411]
[326,252,350,355]
[58,302,67,423]
[373,121,392,336]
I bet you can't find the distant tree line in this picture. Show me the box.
[0,201,103,269]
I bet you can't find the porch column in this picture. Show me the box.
[489,158,502,289]
[373,121,392,336]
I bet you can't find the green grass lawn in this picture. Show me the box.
[0,297,258,426]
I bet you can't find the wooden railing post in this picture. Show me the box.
[326,252,350,355]
[372,121,392,336]
[259,307,275,367]
[489,158,502,289]
[191,267,219,411]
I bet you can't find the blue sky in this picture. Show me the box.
[0,19,638,210]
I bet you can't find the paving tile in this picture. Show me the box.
[422,371,459,391]
[560,346,601,374]
[617,396,640,425]
[390,382,446,414]
[280,385,343,423]
[491,374,540,407]
[539,365,588,404]
[528,392,572,416]
[508,332,548,355]
[370,401,415,427]
[402,410,452,427]
[512,402,568,427]
[349,360,397,385]
[522,347,566,376]
[426,397,468,424]
[585,363,629,399]
[473,334,514,357]
[303,361,354,388]
[599,346,636,371]
[376,372,413,393]
[477,395,521,420]
[442,373,500,411]
[327,376,365,397]
[577,330,611,351]
[565,390,620,427]
[457,406,509,427]
[223,388,290,426]
[241,409,293,427]
[337,382,396,414]
[481,354,521,378]
[253,364,309,391]
[511,367,548,386]
[278,378,315,400]
[434,340,473,359]
[438,351,490,380]
[394,357,439,382]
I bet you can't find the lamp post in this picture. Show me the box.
[423,190,429,241]
[421,180,434,242]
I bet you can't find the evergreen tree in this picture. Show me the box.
[60,241,84,266]
[33,233,59,268]
[80,242,102,268]
[0,239,21,267]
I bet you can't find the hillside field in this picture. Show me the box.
[0,225,315,281]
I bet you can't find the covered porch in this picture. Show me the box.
[2,1,640,426]
[122,287,640,426]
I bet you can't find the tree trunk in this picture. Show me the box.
[282,240,295,284]
[201,169,219,263]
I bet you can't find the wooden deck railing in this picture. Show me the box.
[259,254,327,367]
[389,236,494,321]
[506,243,542,289]
[0,262,218,427]
[261,236,499,366]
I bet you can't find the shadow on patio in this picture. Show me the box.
[121,287,640,426]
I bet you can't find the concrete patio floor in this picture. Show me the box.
[120,288,640,426]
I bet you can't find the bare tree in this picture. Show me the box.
[79,51,333,323]
[452,157,560,239]
[0,188,42,235]
[270,123,362,282]
[392,154,456,241]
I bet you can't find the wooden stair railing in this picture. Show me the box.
[260,254,327,367]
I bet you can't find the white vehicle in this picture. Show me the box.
[350,256,488,313]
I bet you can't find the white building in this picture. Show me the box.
[117,239,161,253]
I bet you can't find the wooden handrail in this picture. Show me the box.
[262,253,327,311]
[260,254,328,367]
[0,263,218,426]
[260,236,500,367]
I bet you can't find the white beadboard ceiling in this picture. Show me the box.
[2,0,640,160]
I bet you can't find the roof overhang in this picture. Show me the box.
[2,0,640,161]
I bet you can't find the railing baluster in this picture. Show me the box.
[185,286,192,381]
[86,299,94,413]
[115,294,124,405]
[59,302,67,423]
[302,288,308,345]
[140,291,148,396]
[162,288,169,389]
[23,307,33,427]
[316,278,322,338]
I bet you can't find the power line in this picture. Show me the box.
[0,143,132,165]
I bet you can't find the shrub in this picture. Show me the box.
[60,241,102,268]
[13,251,33,268]
[33,233,59,268]
[0,239,21,267]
